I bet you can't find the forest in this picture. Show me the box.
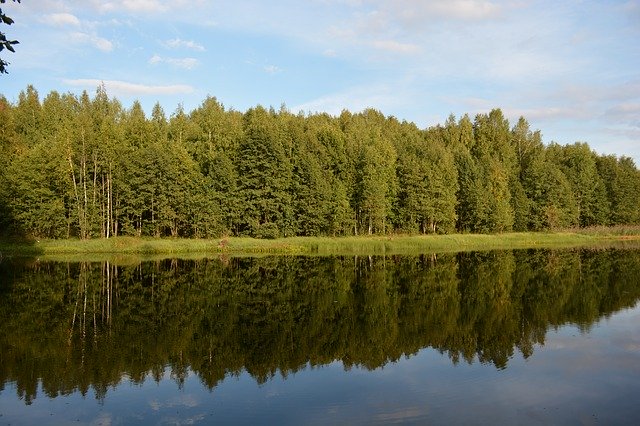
[1,85,639,239]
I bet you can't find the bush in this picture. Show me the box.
[255,222,280,239]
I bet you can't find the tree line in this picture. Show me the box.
[1,85,639,239]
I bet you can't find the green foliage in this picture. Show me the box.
[0,0,20,74]
[510,117,540,231]
[236,106,293,237]
[553,143,610,227]
[521,152,579,230]
[471,109,517,232]
[453,149,483,232]
[396,126,457,233]
[5,142,69,238]
[344,109,398,235]
[597,155,640,225]
[291,143,332,235]
[0,85,638,239]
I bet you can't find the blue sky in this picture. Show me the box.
[2,0,640,163]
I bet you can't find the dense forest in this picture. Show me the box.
[2,250,639,403]
[1,85,639,239]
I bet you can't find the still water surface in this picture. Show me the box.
[1,249,639,424]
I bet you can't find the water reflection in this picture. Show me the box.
[0,249,639,407]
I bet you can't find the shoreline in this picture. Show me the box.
[2,230,640,260]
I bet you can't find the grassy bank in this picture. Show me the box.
[2,227,640,260]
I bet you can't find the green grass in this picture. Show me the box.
[2,228,640,261]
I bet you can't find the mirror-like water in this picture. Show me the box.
[1,249,639,424]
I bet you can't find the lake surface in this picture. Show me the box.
[1,249,639,425]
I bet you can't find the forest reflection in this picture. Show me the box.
[1,248,639,405]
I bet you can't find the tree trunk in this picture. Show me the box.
[81,132,89,238]
[68,150,84,239]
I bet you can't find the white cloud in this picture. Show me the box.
[396,0,504,22]
[263,65,282,74]
[511,81,640,128]
[148,54,199,70]
[161,414,206,425]
[90,412,112,426]
[121,0,168,12]
[63,79,195,95]
[86,0,203,14]
[69,32,114,52]
[293,84,405,115]
[243,59,283,75]
[167,57,199,69]
[35,10,118,56]
[163,38,205,52]
[90,0,169,13]
[321,0,506,44]
[45,13,81,27]
[148,394,200,411]
[603,103,640,128]
[502,106,593,122]
[555,81,640,105]
[371,40,420,54]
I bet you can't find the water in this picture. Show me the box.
[0,249,639,424]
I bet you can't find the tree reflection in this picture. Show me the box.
[1,249,639,404]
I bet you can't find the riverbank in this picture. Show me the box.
[2,227,640,259]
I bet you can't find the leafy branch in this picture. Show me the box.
[0,0,21,74]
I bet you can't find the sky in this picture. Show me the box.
[1,0,640,163]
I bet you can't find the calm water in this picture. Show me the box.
[1,249,639,425]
